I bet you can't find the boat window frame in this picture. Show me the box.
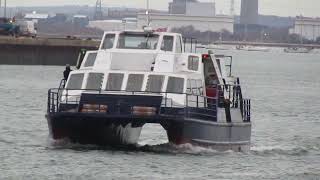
[116,32,159,50]
[66,73,85,90]
[105,73,124,91]
[161,35,174,52]
[166,76,185,94]
[126,74,145,92]
[100,33,116,50]
[85,72,104,90]
[188,55,199,71]
[175,35,183,53]
[83,52,98,67]
[145,74,165,92]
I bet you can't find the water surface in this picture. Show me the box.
[0,50,319,179]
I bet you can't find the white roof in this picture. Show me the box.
[24,13,49,19]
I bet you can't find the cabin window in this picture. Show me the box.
[66,73,84,89]
[167,77,184,93]
[86,73,104,90]
[161,36,174,52]
[196,80,204,95]
[106,73,124,91]
[126,74,144,91]
[146,75,164,92]
[186,80,192,94]
[186,79,202,95]
[117,33,159,50]
[188,56,199,71]
[101,34,115,49]
[175,36,182,53]
[84,53,97,67]
[190,80,199,95]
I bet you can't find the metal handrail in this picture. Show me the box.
[47,83,250,122]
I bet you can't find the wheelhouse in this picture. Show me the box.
[99,31,184,53]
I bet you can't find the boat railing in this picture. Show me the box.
[47,86,250,123]
[213,83,251,122]
[58,79,66,89]
[241,99,251,122]
[47,88,219,121]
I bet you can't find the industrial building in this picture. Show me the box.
[88,18,137,31]
[169,0,215,17]
[169,0,198,14]
[137,13,234,33]
[136,0,232,33]
[290,17,320,41]
[186,2,215,17]
[240,0,259,25]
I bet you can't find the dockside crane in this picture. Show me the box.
[94,0,103,20]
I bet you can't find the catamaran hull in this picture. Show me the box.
[164,119,251,152]
[46,113,251,152]
[46,114,143,146]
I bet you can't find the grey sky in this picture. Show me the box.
[4,0,320,17]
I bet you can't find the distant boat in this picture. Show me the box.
[206,44,230,50]
[236,45,270,52]
[284,47,313,53]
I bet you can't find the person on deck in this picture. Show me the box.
[63,64,72,80]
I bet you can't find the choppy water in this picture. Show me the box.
[0,50,320,179]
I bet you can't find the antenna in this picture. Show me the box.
[94,0,103,20]
[230,0,235,16]
[146,0,150,26]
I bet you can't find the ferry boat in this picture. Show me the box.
[46,27,252,152]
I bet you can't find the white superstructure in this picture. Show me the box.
[66,29,232,109]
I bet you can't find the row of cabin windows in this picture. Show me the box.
[83,52,199,72]
[186,79,204,96]
[66,73,185,93]
[100,34,183,53]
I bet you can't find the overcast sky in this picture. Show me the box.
[4,0,320,17]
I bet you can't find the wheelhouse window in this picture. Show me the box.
[101,34,115,49]
[86,73,104,90]
[126,74,144,92]
[161,36,174,52]
[175,36,183,53]
[84,52,97,67]
[117,33,159,50]
[66,73,84,89]
[167,77,184,93]
[188,56,199,71]
[146,75,164,92]
[106,73,124,91]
